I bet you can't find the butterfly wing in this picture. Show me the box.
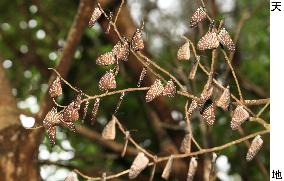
[197,31,219,50]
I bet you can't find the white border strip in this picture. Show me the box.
[271,0,284,178]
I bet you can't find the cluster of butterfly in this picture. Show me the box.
[176,6,263,166]
[185,85,250,129]
[49,5,263,180]
[145,79,176,102]
[89,5,181,104]
[176,29,247,131]
[65,121,263,181]
[194,7,235,51]
[57,88,261,181]
[65,135,262,181]
[46,75,127,146]
[177,7,256,135]
[177,7,235,64]
[88,6,146,92]
[43,6,147,145]
[96,115,263,181]
[175,83,262,163]
[44,7,105,146]
[45,78,83,145]
[71,115,194,180]
[95,116,151,179]
[183,84,264,162]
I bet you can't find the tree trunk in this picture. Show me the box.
[0,61,42,181]
[0,0,94,180]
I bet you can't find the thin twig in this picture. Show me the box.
[86,87,149,99]
[207,49,217,88]
[185,100,203,150]
[137,51,186,91]
[52,98,66,108]
[221,49,244,101]
[192,136,203,150]
[48,68,80,93]
[249,117,270,130]
[257,101,270,118]
[24,125,44,129]
[75,129,269,180]
[74,169,130,180]
[238,128,269,178]
[185,100,190,127]
[233,99,270,106]
[158,129,269,161]
[50,68,197,101]
[113,0,125,26]
[115,118,155,159]
[200,0,206,7]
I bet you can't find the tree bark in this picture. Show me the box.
[0,0,94,180]
[0,59,41,181]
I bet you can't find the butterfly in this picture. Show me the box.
[49,77,62,98]
[197,27,235,51]
[102,116,117,140]
[112,38,130,61]
[215,86,231,111]
[197,30,219,50]
[129,152,149,179]
[177,41,190,60]
[162,80,176,98]
[201,102,216,126]
[145,79,164,102]
[190,7,207,28]
[131,28,144,51]
[89,7,102,27]
[231,105,249,130]
[96,52,116,65]
[246,135,263,161]
[47,126,57,146]
[217,28,236,52]
[99,71,117,91]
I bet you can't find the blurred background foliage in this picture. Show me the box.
[0,0,269,180]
